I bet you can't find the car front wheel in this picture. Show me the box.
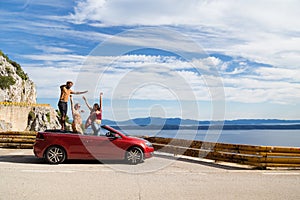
[45,146,66,164]
[126,147,144,165]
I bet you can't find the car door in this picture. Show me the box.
[60,134,93,159]
[83,134,125,160]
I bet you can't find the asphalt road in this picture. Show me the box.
[1,148,300,200]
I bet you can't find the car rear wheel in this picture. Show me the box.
[45,146,66,164]
[126,147,144,165]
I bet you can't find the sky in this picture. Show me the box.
[0,0,299,121]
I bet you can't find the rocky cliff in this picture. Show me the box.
[26,106,61,131]
[0,52,36,103]
[0,51,60,131]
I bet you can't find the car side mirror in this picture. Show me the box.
[114,133,121,139]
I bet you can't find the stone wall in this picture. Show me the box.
[0,103,61,131]
[0,105,31,131]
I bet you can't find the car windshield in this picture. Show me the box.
[101,125,129,136]
[83,125,128,136]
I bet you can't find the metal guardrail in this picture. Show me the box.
[145,137,300,169]
[1,132,300,169]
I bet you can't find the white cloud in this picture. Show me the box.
[19,50,300,120]
[70,0,300,31]
[68,0,300,69]
[34,45,72,54]
[0,10,110,44]
[23,65,81,98]
[23,54,85,63]
[19,0,71,9]
[21,53,300,106]
[2,0,300,120]
[254,67,300,82]
[221,73,300,104]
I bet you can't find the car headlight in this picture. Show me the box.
[145,141,153,147]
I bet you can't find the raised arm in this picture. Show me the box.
[99,92,103,112]
[82,96,93,111]
[70,95,75,116]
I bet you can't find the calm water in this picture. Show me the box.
[122,129,300,147]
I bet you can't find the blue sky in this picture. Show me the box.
[1,0,300,121]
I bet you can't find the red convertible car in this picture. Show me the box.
[33,125,154,165]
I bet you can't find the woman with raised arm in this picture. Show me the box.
[70,95,84,134]
[83,92,104,135]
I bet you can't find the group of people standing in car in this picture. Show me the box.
[57,81,104,135]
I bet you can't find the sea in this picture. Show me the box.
[120,129,300,148]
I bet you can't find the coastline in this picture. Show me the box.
[111,124,300,130]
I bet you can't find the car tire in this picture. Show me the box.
[125,147,144,165]
[45,146,66,164]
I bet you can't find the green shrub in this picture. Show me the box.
[0,50,29,80]
[0,75,16,89]
[5,66,13,74]
[28,111,36,121]
[46,112,51,123]
[10,61,28,80]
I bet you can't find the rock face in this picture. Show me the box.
[0,54,36,103]
[0,52,61,131]
[26,106,61,131]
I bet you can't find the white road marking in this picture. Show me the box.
[20,168,115,173]
[262,172,300,176]
[155,170,207,175]
[21,169,75,173]
[8,152,25,155]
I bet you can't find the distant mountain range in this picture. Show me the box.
[102,117,300,130]
[103,117,300,125]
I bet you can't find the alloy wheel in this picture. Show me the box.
[45,146,66,164]
[126,147,143,165]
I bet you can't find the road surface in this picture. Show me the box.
[1,148,300,200]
